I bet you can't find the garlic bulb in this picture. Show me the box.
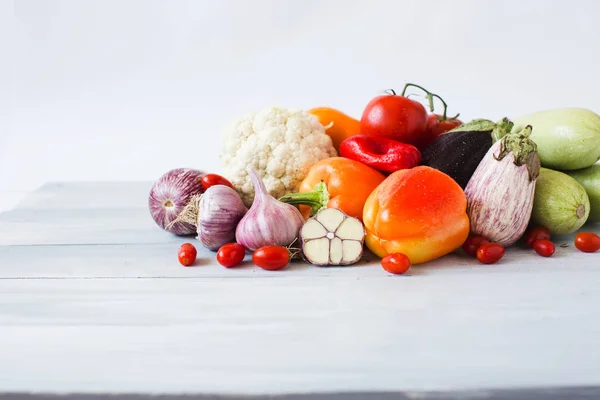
[235,168,305,251]
[197,185,248,251]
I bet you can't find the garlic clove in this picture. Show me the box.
[300,219,328,239]
[342,240,363,263]
[330,237,343,264]
[303,238,330,265]
[316,208,345,232]
[335,217,365,240]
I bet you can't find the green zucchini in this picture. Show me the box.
[512,108,600,170]
[567,164,600,222]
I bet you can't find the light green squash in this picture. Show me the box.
[512,108,600,170]
[532,168,590,235]
[567,164,600,222]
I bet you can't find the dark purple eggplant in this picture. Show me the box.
[421,118,514,188]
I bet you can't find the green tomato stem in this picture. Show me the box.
[401,83,458,120]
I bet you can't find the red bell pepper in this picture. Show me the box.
[339,135,422,173]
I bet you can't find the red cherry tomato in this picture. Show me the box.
[533,239,555,257]
[462,235,491,257]
[178,242,197,266]
[381,253,411,274]
[360,91,428,149]
[426,114,462,135]
[476,243,505,264]
[525,226,551,248]
[201,173,233,191]
[574,232,600,253]
[252,246,290,271]
[216,243,246,268]
[423,114,463,148]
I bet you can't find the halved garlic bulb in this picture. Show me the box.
[300,208,365,266]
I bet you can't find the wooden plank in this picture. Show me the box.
[0,207,181,246]
[0,273,599,395]
[0,182,599,396]
[0,239,598,279]
[3,389,600,400]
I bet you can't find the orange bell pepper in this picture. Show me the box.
[308,107,361,152]
[279,157,385,221]
[363,166,470,264]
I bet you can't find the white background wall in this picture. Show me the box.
[3,0,600,210]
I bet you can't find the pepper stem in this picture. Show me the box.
[278,181,330,217]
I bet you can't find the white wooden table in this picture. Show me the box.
[1,182,599,399]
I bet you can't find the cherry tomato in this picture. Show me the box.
[525,226,551,248]
[216,243,246,268]
[252,246,290,271]
[462,235,490,257]
[201,174,233,190]
[476,243,505,264]
[381,253,411,274]
[574,232,600,253]
[360,91,428,149]
[423,114,463,148]
[533,239,555,257]
[178,243,197,266]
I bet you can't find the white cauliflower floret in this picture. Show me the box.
[221,106,337,206]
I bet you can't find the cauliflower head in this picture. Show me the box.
[221,106,337,206]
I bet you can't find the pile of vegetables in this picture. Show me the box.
[149,83,600,274]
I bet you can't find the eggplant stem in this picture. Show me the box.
[494,125,540,181]
[491,118,515,142]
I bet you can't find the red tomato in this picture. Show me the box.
[252,246,290,271]
[462,235,490,257]
[525,226,551,248]
[178,242,197,266]
[533,239,555,257]
[360,92,428,149]
[201,174,233,190]
[216,243,246,268]
[423,114,463,148]
[476,243,505,264]
[381,253,411,274]
[574,232,600,253]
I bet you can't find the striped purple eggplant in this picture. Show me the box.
[464,125,541,246]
